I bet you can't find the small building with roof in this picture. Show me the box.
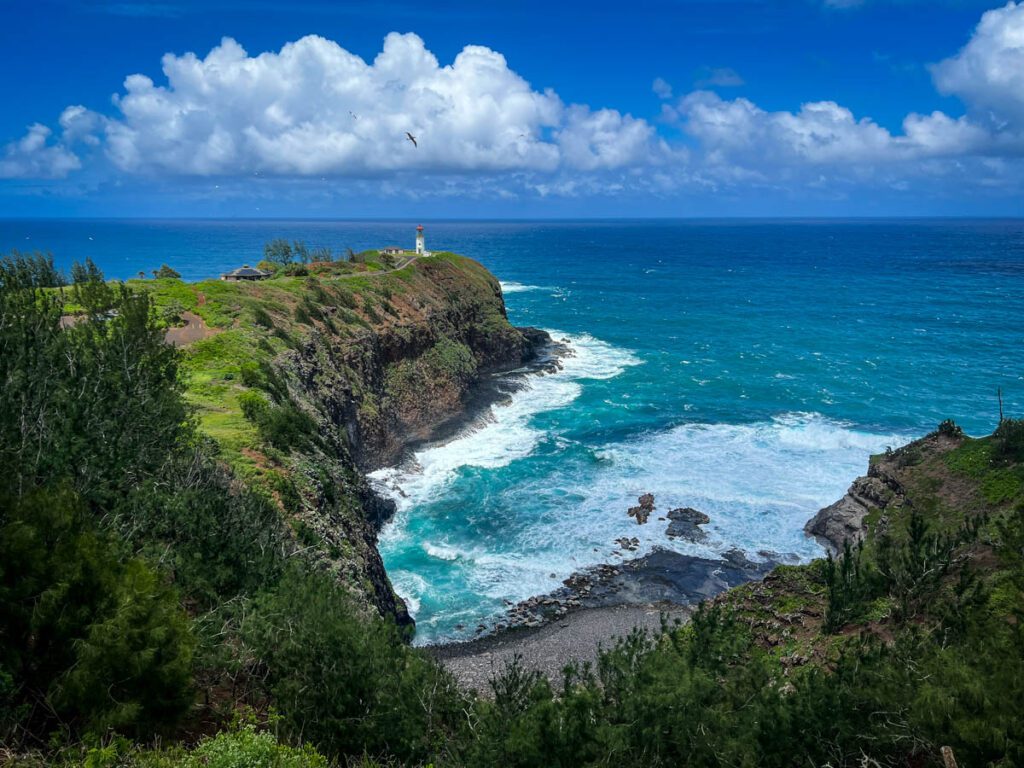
[381,246,405,257]
[221,265,271,282]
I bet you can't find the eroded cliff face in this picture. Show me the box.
[804,432,964,553]
[273,259,548,623]
[289,258,547,469]
[154,253,547,627]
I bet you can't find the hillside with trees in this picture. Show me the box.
[1,250,1022,767]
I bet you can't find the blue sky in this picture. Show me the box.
[1,0,1022,217]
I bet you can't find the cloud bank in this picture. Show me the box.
[2,1,1024,206]
[657,1,1024,192]
[1,33,663,182]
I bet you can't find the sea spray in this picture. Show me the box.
[371,330,643,514]
[378,405,908,643]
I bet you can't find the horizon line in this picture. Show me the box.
[2,215,1024,223]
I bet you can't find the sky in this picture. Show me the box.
[1,0,1022,218]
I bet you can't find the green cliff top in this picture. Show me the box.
[129,251,510,477]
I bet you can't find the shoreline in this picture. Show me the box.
[429,602,691,694]
[427,545,788,690]
[369,333,843,689]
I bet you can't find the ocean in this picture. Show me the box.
[6,218,1023,643]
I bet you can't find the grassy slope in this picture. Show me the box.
[102,252,519,620]
[132,252,506,481]
[709,429,1023,670]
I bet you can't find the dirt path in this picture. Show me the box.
[165,311,217,346]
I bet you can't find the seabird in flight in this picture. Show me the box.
[405,132,418,148]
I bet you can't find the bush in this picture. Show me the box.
[293,303,312,325]
[238,391,316,452]
[994,418,1024,463]
[242,567,466,762]
[152,264,181,280]
[251,306,274,329]
[0,490,194,742]
[824,540,880,632]
[183,722,328,768]
[936,418,964,438]
[238,390,270,423]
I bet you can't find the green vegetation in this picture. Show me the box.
[151,264,181,279]
[263,239,335,266]
[5,249,1021,766]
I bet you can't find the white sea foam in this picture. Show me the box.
[423,541,462,561]
[524,412,910,571]
[371,331,643,520]
[388,570,427,617]
[499,281,553,294]
[414,411,908,644]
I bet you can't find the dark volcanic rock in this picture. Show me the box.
[665,507,710,542]
[497,547,779,633]
[609,548,774,605]
[628,493,656,525]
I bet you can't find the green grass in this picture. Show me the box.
[120,252,515,488]
[945,436,1024,505]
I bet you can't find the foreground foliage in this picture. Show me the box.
[2,251,1022,767]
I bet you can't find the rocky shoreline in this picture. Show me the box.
[428,437,924,691]
[425,486,809,693]
[424,481,847,690]
[430,543,792,692]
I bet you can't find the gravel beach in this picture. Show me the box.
[430,602,692,694]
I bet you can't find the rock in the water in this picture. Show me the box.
[627,493,656,525]
[665,507,710,542]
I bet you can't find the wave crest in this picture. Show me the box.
[370,331,642,515]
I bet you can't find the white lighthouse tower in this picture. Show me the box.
[415,224,425,255]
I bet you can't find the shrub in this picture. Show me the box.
[0,490,194,742]
[152,264,181,279]
[251,306,274,329]
[936,418,963,438]
[238,390,270,423]
[824,540,879,632]
[239,391,316,452]
[160,299,186,325]
[994,418,1024,463]
[183,722,328,768]
[242,567,466,762]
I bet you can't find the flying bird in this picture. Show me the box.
[349,111,358,120]
[405,132,418,148]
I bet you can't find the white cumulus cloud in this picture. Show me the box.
[0,124,81,179]
[4,2,1024,206]
[665,1,1024,190]
[71,33,663,179]
[931,1,1024,130]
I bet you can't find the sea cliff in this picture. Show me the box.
[143,252,548,625]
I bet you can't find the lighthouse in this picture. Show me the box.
[415,224,425,255]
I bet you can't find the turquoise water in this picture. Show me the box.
[5,218,1023,643]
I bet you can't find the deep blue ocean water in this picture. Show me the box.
[5,218,1023,643]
